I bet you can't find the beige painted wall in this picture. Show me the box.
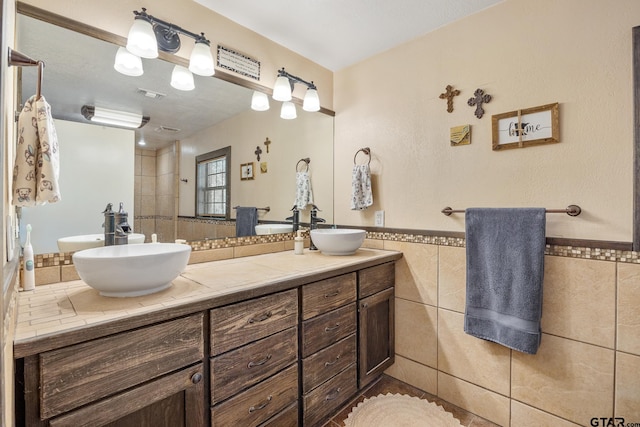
[334,0,639,242]
[20,0,333,110]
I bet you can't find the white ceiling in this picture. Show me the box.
[194,0,503,71]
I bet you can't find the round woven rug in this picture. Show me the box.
[344,393,463,427]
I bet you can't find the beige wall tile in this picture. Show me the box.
[438,246,466,313]
[615,351,640,420]
[438,372,510,427]
[141,154,156,177]
[512,333,614,426]
[362,238,383,249]
[234,242,286,258]
[140,195,156,217]
[384,241,438,306]
[138,219,156,239]
[134,152,141,176]
[511,400,581,427]
[35,266,61,286]
[385,354,437,395]
[542,256,616,348]
[140,176,156,196]
[188,248,234,264]
[177,220,194,241]
[437,309,511,396]
[156,195,174,217]
[617,263,640,355]
[61,265,80,282]
[395,298,437,367]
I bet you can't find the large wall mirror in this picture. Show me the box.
[15,4,335,254]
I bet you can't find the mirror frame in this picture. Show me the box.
[634,25,640,251]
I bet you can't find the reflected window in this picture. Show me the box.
[196,147,231,219]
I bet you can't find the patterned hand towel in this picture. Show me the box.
[294,171,313,209]
[12,95,61,206]
[351,164,373,210]
[464,208,546,354]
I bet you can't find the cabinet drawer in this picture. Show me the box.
[40,313,204,419]
[303,363,357,427]
[302,334,356,393]
[301,273,356,320]
[211,327,298,404]
[211,289,298,355]
[212,364,298,427]
[301,303,356,358]
[359,262,395,298]
[259,402,299,427]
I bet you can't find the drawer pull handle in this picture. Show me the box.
[324,290,340,298]
[325,387,342,401]
[325,323,340,332]
[191,372,203,384]
[361,303,369,309]
[249,395,273,413]
[247,354,272,368]
[248,311,273,324]
[324,354,341,367]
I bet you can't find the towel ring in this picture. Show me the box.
[354,147,371,165]
[296,158,310,172]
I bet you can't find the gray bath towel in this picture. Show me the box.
[464,208,546,354]
[235,207,258,237]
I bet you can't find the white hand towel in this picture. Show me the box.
[12,95,61,207]
[351,164,373,210]
[294,171,313,209]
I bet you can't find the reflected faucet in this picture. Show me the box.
[285,205,300,233]
[103,202,131,246]
[309,204,325,251]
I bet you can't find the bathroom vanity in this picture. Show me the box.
[13,248,400,426]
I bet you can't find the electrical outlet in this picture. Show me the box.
[375,210,385,227]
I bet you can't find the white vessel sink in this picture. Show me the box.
[57,233,146,252]
[310,229,367,255]
[72,243,191,297]
[255,224,294,235]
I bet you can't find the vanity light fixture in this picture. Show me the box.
[81,105,150,129]
[269,68,321,117]
[251,91,270,111]
[114,47,143,76]
[117,8,215,90]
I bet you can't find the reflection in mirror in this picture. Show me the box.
[16,9,334,254]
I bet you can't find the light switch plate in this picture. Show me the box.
[375,210,385,227]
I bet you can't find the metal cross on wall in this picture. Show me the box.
[439,85,460,113]
[264,137,271,153]
[255,146,262,161]
[467,88,492,119]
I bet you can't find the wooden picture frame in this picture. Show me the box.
[492,102,559,151]
[240,162,254,180]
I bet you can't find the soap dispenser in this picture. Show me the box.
[294,230,304,255]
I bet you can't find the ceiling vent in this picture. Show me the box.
[154,125,181,133]
[136,88,166,99]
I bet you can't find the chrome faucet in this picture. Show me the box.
[103,203,115,246]
[309,204,325,251]
[103,202,131,246]
[285,205,300,233]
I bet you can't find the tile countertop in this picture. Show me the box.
[14,248,402,359]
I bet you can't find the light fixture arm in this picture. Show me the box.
[133,8,211,47]
[277,67,317,91]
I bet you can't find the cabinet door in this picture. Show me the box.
[48,364,205,427]
[358,287,395,389]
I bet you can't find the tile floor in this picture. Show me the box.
[324,374,500,427]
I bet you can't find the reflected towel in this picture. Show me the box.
[12,95,61,207]
[350,164,372,210]
[464,208,546,354]
[294,171,313,209]
[235,207,258,237]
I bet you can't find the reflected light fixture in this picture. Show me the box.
[280,101,297,120]
[251,91,270,111]
[81,105,150,129]
[270,67,321,118]
[171,65,195,91]
[117,8,215,88]
[114,47,143,76]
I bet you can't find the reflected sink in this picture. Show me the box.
[255,224,294,235]
[310,229,367,255]
[72,243,191,297]
[57,233,146,252]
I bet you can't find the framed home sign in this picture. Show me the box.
[491,102,559,151]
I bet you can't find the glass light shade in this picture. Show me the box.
[188,41,215,76]
[170,65,195,91]
[251,91,270,111]
[88,107,144,128]
[280,101,297,120]
[126,18,158,59]
[114,47,144,76]
[273,76,292,101]
[302,88,320,112]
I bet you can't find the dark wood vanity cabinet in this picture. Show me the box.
[358,262,396,389]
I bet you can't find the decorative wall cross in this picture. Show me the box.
[439,85,460,113]
[255,146,262,161]
[467,88,492,119]
[263,137,271,153]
